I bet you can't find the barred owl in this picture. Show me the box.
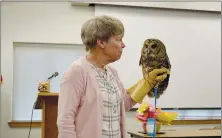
[139,38,171,98]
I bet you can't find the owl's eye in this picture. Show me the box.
[145,44,148,48]
[151,44,157,49]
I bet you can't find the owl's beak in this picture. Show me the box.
[147,49,150,55]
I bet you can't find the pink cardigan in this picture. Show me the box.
[57,56,137,138]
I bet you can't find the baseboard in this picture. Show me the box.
[8,119,221,128]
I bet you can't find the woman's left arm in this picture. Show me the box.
[110,66,169,111]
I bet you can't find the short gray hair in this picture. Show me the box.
[81,15,124,51]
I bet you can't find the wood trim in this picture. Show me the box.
[129,108,221,111]
[8,119,221,128]
[8,120,41,128]
[171,119,221,125]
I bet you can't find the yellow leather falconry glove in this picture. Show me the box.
[127,68,170,103]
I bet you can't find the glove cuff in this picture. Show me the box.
[127,79,152,103]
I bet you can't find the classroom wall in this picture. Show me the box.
[94,4,221,108]
[1,2,220,138]
[1,2,94,138]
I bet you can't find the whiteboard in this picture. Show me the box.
[12,42,86,120]
[95,5,221,108]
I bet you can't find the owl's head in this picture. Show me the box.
[142,39,166,57]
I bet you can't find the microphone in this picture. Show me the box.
[47,72,59,81]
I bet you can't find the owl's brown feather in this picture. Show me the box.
[139,38,171,98]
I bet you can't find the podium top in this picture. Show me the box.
[38,92,58,97]
[34,92,58,109]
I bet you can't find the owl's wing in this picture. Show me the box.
[141,65,146,79]
[165,54,171,70]
[139,55,142,66]
[139,51,148,78]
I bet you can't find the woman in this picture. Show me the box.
[57,15,169,138]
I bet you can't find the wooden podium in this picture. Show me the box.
[34,92,59,138]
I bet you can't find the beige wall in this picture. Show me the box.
[1,2,94,138]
